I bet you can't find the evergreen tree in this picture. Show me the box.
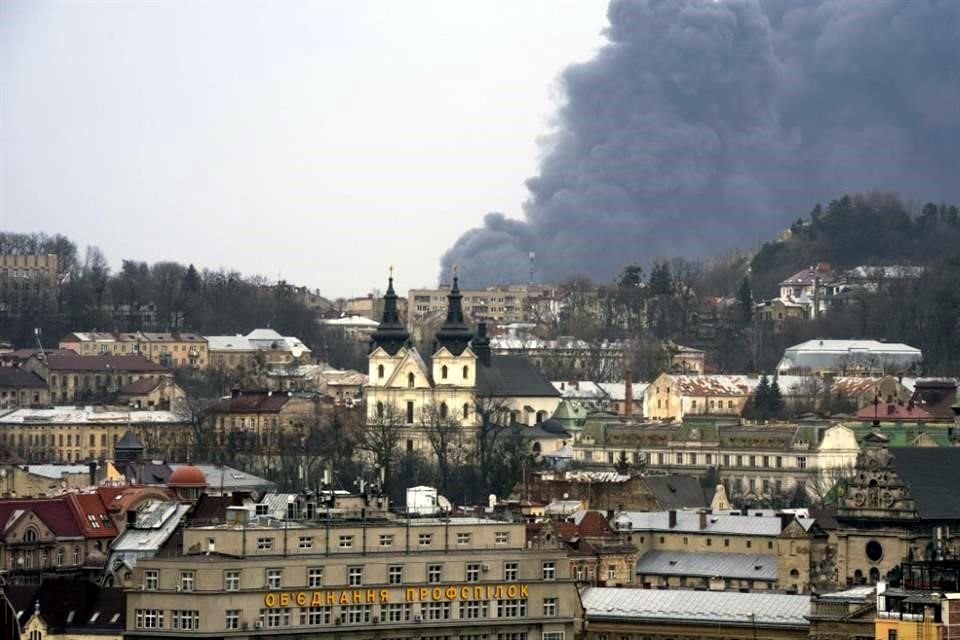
[769,377,785,419]
[736,276,753,325]
[753,374,771,420]
[647,261,673,296]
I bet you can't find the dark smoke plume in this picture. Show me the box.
[441,0,960,287]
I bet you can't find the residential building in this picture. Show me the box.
[553,511,638,587]
[0,492,118,581]
[319,315,380,341]
[777,339,922,375]
[668,343,706,374]
[574,420,861,504]
[207,389,322,452]
[0,463,93,496]
[833,446,960,587]
[367,274,560,454]
[207,329,311,371]
[124,512,579,640]
[644,373,756,420]
[342,292,408,322]
[490,336,624,380]
[0,348,76,368]
[21,353,172,404]
[875,561,960,640]
[59,331,208,368]
[0,368,48,408]
[408,282,556,328]
[778,263,839,314]
[613,509,819,592]
[0,254,59,320]
[581,587,811,640]
[807,585,876,640]
[116,376,186,409]
[0,406,192,463]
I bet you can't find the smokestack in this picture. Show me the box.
[699,510,707,530]
[88,461,97,487]
[624,367,634,419]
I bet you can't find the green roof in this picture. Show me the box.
[847,421,956,447]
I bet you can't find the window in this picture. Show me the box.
[688,453,697,465]
[225,610,241,630]
[388,565,403,584]
[776,456,783,468]
[463,403,470,419]
[422,601,451,620]
[460,600,488,619]
[348,566,363,586]
[266,568,282,589]
[308,567,323,588]
[427,564,443,583]
[171,610,199,630]
[498,634,528,640]
[746,540,753,549]
[342,604,371,624]
[378,364,384,378]
[724,538,730,547]
[457,532,471,545]
[379,534,394,547]
[496,599,527,618]
[135,609,164,629]
[441,365,448,379]
[419,533,433,546]
[144,569,159,590]
[749,455,756,467]
[676,452,683,464]
[543,598,558,617]
[376,402,384,418]
[440,402,448,418]
[339,535,353,549]
[383,603,412,622]
[542,561,556,581]
[705,453,712,465]
[257,537,273,551]
[463,365,469,378]
[298,536,313,550]
[408,372,415,388]
[762,455,770,468]
[608,566,616,581]
[797,456,807,469]
[722,454,730,466]
[888,631,898,640]
[179,570,195,592]
[258,608,291,628]
[224,570,240,591]
[504,561,518,581]
[467,563,481,582]
[543,633,564,640]
[406,401,414,424]
[495,531,510,544]
[300,606,332,625]
[736,455,743,467]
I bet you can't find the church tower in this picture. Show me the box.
[433,271,473,356]
[369,269,410,356]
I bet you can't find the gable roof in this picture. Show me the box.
[889,447,960,519]
[476,355,559,398]
[383,348,433,388]
[0,368,47,388]
[635,549,778,581]
[643,475,709,510]
[0,497,82,537]
[6,577,125,632]
[36,353,169,372]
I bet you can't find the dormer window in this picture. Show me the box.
[407,373,415,388]
[441,365,448,380]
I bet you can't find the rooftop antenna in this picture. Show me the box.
[529,252,536,285]
[34,328,45,360]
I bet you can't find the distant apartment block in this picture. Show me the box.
[59,331,208,368]
[0,253,59,317]
[207,329,311,371]
[407,283,557,328]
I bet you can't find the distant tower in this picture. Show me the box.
[369,267,410,355]
[529,252,536,285]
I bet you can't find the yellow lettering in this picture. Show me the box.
[520,584,529,597]
[296,592,307,606]
[352,590,362,604]
[493,585,504,598]
[431,588,443,601]
[366,590,377,603]
[507,585,518,598]
[474,586,483,600]
[326,591,336,605]
[419,588,429,601]
[485,585,491,599]
[339,592,349,605]
[460,587,471,600]
[264,593,276,607]
[279,593,290,607]
[312,592,322,606]
[380,590,389,603]
[406,588,417,602]
[445,587,458,600]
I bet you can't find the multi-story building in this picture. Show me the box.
[21,353,172,404]
[408,283,556,329]
[644,373,755,420]
[59,331,208,368]
[876,561,960,640]
[124,511,579,640]
[367,275,559,453]
[0,254,59,319]
[574,420,860,504]
[207,389,322,451]
[342,292,408,322]
[777,339,922,376]
[0,368,49,408]
[207,329,311,372]
[0,406,192,462]
[581,587,811,640]
[807,585,876,640]
[319,315,381,342]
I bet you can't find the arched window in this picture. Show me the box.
[23,527,38,542]
[439,403,448,419]
[377,364,384,379]
[376,402,384,419]
[441,365,448,380]
[869,567,880,584]
[510,411,519,425]
[73,546,80,565]
[462,366,469,379]
[463,403,470,420]
[407,372,415,388]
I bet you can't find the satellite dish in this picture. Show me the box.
[438,496,452,512]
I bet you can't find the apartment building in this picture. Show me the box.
[22,353,172,404]
[125,513,579,640]
[408,283,555,328]
[0,368,49,408]
[59,331,208,368]
[207,329,311,371]
[0,254,59,318]
[207,389,321,451]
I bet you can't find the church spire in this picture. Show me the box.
[369,267,410,356]
[435,266,473,356]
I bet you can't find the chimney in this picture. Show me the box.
[668,510,677,528]
[88,461,97,487]
[699,510,707,530]
[126,509,137,527]
[624,368,634,419]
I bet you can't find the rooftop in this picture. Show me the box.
[613,510,810,536]
[0,406,185,425]
[635,549,778,581]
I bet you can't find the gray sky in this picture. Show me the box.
[1,0,606,298]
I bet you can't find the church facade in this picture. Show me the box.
[366,274,560,451]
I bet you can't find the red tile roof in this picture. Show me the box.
[66,493,118,538]
[0,497,82,537]
[856,401,932,421]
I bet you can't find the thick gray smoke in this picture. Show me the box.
[441,0,960,287]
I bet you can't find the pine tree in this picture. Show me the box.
[736,276,753,325]
[615,451,630,475]
[754,374,771,420]
[769,377,785,419]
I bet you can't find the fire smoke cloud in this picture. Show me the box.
[441,0,960,286]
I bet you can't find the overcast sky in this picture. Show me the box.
[1,0,606,298]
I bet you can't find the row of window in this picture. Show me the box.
[583,449,807,470]
[250,530,512,553]
[147,561,556,591]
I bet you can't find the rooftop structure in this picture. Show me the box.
[777,339,922,375]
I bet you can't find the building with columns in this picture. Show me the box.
[366,274,559,452]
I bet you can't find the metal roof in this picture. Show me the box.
[613,510,785,536]
[635,550,778,580]
[581,587,811,628]
[0,406,185,425]
[24,464,91,480]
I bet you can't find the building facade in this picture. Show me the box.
[59,332,208,368]
[0,368,49,408]
[21,353,173,404]
[125,515,579,640]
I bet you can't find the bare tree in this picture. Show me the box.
[418,399,465,494]
[357,402,405,491]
